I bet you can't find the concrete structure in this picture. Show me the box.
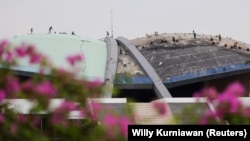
[2,32,250,125]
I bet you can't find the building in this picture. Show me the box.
[3,32,250,125]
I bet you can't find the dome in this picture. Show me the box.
[9,33,107,82]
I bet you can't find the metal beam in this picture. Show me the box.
[116,37,172,98]
[103,37,119,97]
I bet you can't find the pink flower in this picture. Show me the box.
[59,100,78,111]
[199,110,217,124]
[119,117,131,137]
[152,101,168,115]
[6,76,20,95]
[15,44,27,57]
[26,45,35,54]
[217,93,241,113]
[66,54,84,66]
[0,90,6,101]
[202,87,218,102]
[193,92,201,98]
[35,81,57,96]
[80,110,85,117]
[51,100,77,126]
[4,51,14,62]
[29,53,42,64]
[103,114,118,139]
[90,101,102,112]
[0,113,4,123]
[102,114,131,139]
[0,40,8,56]
[223,81,245,96]
[22,80,34,91]
[103,114,117,126]
[87,78,103,88]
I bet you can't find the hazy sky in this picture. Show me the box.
[1,0,250,43]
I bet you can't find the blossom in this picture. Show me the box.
[29,53,42,64]
[223,81,245,96]
[50,100,78,126]
[26,45,35,54]
[21,80,34,91]
[102,114,131,139]
[0,90,6,101]
[103,114,118,139]
[87,78,103,88]
[59,100,78,111]
[217,92,241,113]
[0,40,8,56]
[6,75,20,95]
[202,87,218,101]
[15,44,27,57]
[90,101,102,112]
[199,110,217,124]
[35,81,57,96]
[103,114,117,126]
[193,92,202,102]
[66,54,84,66]
[152,101,168,115]
[119,116,131,137]
[4,51,14,62]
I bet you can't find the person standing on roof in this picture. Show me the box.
[30,28,33,34]
[48,26,53,34]
[193,30,196,39]
[218,34,221,42]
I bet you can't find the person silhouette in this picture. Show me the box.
[193,30,196,39]
[48,26,53,34]
[218,34,221,42]
[106,31,110,36]
[30,28,33,34]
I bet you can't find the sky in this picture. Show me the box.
[1,0,250,44]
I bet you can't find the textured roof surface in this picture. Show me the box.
[140,44,250,82]
[124,33,250,85]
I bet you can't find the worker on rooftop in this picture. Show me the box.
[48,26,53,34]
[218,34,221,42]
[30,28,33,35]
[193,30,196,39]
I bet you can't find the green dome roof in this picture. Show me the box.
[9,34,107,81]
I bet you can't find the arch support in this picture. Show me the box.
[103,37,119,98]
[116,37,172,98]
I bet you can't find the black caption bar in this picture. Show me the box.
[128,125,250,140]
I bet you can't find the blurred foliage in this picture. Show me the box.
[0,40,132,141]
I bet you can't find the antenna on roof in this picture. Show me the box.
[111,10,114,37]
